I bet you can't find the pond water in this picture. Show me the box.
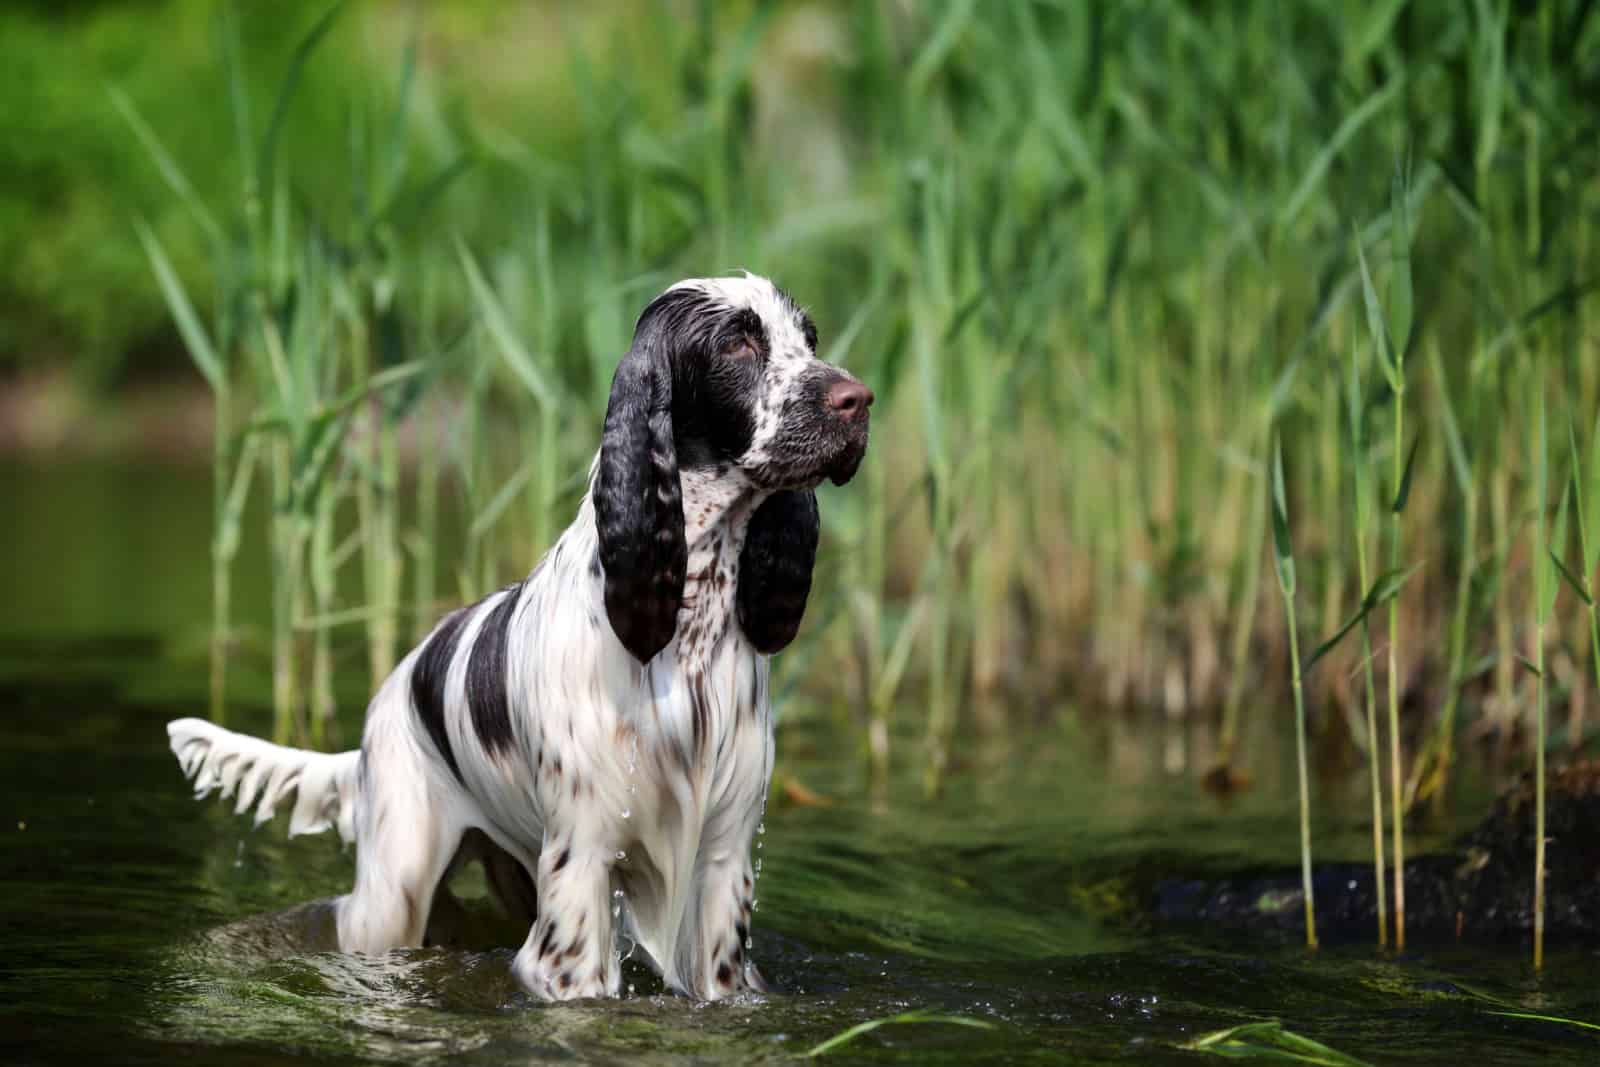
[2,462,1598,1065]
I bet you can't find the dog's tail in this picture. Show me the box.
[167,718,361,843]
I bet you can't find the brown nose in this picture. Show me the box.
[825,379,874,421]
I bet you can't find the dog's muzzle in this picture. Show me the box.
[823,377,872,485]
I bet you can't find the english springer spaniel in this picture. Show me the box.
[166,273,871,1001]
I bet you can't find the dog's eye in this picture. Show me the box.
[724,335,758,360]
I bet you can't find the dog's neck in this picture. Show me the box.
[679,465,761,548]
[675,465,767,661]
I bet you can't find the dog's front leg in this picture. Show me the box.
[511,834,619,1001]
[686,847,767,1000]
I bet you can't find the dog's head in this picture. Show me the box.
[594,273,871,663]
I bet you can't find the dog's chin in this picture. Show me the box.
[825,437,868,486]
[754,433,869,491]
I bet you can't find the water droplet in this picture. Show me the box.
[757,822,765,835]
[744,937,753,951]
[751,898,759,911]
[615,849,627,861]
[621,808,631,820]
[627,983,636,996]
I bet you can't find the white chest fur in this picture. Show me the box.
[449,470,775,995]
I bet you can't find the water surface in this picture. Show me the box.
[2,463,1598,1064]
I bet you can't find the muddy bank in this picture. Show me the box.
[1152,762,1600,942]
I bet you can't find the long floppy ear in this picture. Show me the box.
[594,319,685,663]
[737,489,820,654]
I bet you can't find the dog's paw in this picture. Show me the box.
[511,943,618,1002]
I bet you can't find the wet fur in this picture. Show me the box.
[167,273,869,1002]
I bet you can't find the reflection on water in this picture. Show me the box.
[3,639,1600,1066]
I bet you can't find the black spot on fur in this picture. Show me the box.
[716,962,733,985]
[551,847,570,873]
[410,606,473,781]
[539,923,557,958]
[465,582,521,758]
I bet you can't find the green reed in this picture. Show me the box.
[1406,343,1482,812]
[1355,198,1414,949]
[1344,338,1386,946]
[112,2,1600,890]
[1270,439,1317,949]
[1529,362,1551,969]
[1560,415,1600,733]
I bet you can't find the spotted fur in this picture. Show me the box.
[165,273,870,1003]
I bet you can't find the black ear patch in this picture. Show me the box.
[737,489,820,654]
[594,310,687,664]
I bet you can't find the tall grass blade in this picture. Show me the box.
[1271,439,1316,948]
[133,220,224,392]
[1303,565,1421,672]
[1354,232,1398,391]
[259,1,347,196]
[1587,412,1600,575]
[1550,547,1593,606]
[1530,365,1549,969]
[1346,334,1387,945]
[1278,82,1397,231]
[1387,157,1415,363]
[1435,350,1473,495]
[1355,209,1411,948]
[456,239,558,410]
[1271,441,1295,597]
[1474,0,1508,178]
[906,0,977,95]
[1391,437,1421,513]
[109,89,223,243]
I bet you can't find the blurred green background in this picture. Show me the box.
[1,0,1598,799]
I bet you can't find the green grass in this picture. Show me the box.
[63,1,1600,857]
[803,1008,996,1058]
[1269,438,1317,949]
[1185,1020,1374,1066]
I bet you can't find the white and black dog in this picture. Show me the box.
[166,273,871,1001]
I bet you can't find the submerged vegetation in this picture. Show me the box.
[1185,1020,1374,1066]
[26,0,1597,961]
[804,1008,997,1058]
